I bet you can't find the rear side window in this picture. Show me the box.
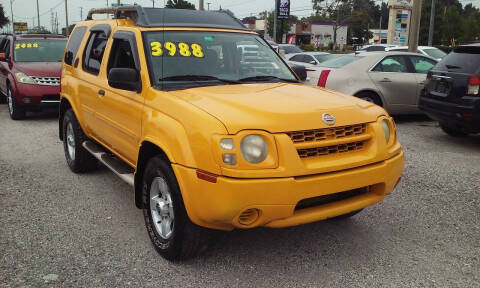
[410,56,436,74]
[82,31,108,75]
[290,54,303,62]
[437,46,480,74]
[64,27,86,66]
[372,56,409,73]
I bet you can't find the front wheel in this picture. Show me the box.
[7,86,25,120]
[142,155,212,261]
[355,91,382,107]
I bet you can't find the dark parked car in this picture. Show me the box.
[419,44,480,136]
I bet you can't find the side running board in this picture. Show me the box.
[82,141,135,187]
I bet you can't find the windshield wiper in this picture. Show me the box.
[159,75,239,84]
[238,75,299,83]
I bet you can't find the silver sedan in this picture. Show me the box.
[307,52,438,114]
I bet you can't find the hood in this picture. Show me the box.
[14,62,62,77]
[171,83,380,134]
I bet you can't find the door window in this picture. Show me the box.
[107,38,137,75]
[372,56,409,73]
[64,27,87,66]
[82,31,108,75]
[303,55,315,63]
[290,55,303,62]
[409,56,436,74]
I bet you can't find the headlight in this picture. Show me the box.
[15,72,36,84]
[241,135,268,164]
[381,119,391,143]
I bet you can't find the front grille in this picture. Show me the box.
[295,187,368,211]
[287,124,367,143]
[286,123,369,159]
[297,140,366,158]
[31,76,60,86]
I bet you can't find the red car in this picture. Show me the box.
[0,34,67,120]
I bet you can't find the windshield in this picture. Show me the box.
[14,39,66,62]
[423,48,447,59]
[314,54,335,63]
[144,31,296,90]
[319,55,363,68]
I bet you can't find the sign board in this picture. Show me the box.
[276,0,290,19]
[388,0,413,10]
[13,22,28,32]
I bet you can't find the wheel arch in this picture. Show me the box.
[134,140,173,209]
[354,89,386,107]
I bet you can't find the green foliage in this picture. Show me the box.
[420,0,480,45]
[0,4,9,29]
[301,44,315,51]
[165,0,195,10]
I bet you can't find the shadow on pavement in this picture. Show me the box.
[392,114,432,123]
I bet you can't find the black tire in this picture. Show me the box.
[332,209,363,220]
[142,155,212,261]
[439,123,468,137]
[62,109,97,173]
[355,91,382,107]
[7,85,26,120]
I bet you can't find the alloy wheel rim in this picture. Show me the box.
[149,177,175,239]
[7,89,13,115]
[66,123,75,160]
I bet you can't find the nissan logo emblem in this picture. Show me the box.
[322,113,336,126]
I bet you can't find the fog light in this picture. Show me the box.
[238,208,260,225]
[222,153,236,165]
[22,97,32,103]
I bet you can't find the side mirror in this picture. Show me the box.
[290,64,307,81]
[0,53,6,62]
[108,68,141,92]
[309,60,317,65]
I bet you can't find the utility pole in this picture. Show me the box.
[273,0,277,43]
[65,0,69,36]
[207,2,211,10]
[9,0,14,34]
[152,0,155,8]
[55,12,59,34]
[428,0,435,46]
[36,0,40,28]
[117,0,121,6]
[408,0,422,52]
[199,0,204,11]
[51,9,54,33]
[80,7,83,21]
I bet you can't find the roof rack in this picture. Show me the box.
[87,5,248,31]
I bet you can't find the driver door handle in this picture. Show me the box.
[98,89,105,97]
[380,77,392,83]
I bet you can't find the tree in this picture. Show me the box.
[0,4,9,29]
[165,0,195,10]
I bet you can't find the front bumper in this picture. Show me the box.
[173,151,404,231]
[419,96,480,133]
[13,82,60,108]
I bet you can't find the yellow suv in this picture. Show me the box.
[59,6,404,260]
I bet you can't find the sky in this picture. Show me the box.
[3,0,480,33]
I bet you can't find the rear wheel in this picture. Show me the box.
[142,155,213,261]
[62,109,97,173]
[439,123,468,137]
[355,91,382,107]
[7,86,26,120]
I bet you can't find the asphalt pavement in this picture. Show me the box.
[0,105,479,287]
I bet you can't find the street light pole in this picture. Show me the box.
[428,0,435,46]
[36,0,40,28]
[408,0,422,52]
[65,0,69,36]
[10,0,14,34]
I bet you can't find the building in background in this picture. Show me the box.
[369,29,388,44]
[242,20,347,49]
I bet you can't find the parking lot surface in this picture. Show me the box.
[0,105,479,287]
